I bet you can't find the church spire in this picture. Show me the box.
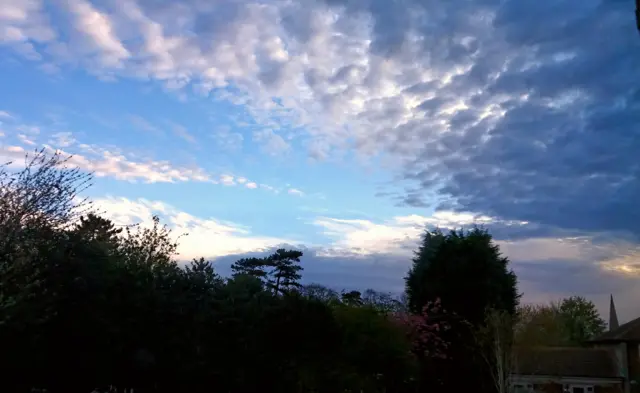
[609,294,619,331]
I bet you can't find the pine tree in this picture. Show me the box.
[267,249,303,295]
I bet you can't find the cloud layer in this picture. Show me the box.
[3,0,638,240]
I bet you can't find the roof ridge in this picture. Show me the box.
[591,314,640,341]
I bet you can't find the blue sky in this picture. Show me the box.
[1,0,640,320]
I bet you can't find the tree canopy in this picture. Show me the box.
[0,151,448,393]
[1,150,607,393]
[405,228,520,325]
[515,296,606,347]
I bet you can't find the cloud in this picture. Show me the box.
[219,174,235,185]
[1,143,212,183]
[313,211,520,256]
[0,0,56,60]
[17,134,36,145]
[2,117,282,191]
[9,0,637,241]
[288,188,304,196]
[253,129,290,156]
[63,0,130,67]
[94,196,295,259]
[0,111,12,119]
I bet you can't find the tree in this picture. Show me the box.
[231,256,269,280]
[0,149,92,242]
[75,213,122,243]
[268,248,303,295]
[335,302,420,392]
[476,309,516,393]
[515,297,606,347]
[2,151,446,393]
[362,289,404,314]
[341,290,364,306]
[301,283,341,304]
[230,249,304,295]
[559,296,606,343]
[514,303,568,347]
[404,227,520,393]
[405,227,520,325]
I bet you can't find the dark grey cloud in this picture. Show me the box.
[321,0,640,238]
[514,259,626,297]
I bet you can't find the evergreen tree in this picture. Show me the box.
[231,249,304,295]
[405,227,519,324]
[74,213,122,243]
[268,248,303,295]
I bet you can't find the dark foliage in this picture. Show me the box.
[0,151,435,393]
[404,228,521,393]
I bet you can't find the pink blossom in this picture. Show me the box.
[390,298,450,359]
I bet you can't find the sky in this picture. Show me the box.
[1,0,639,321]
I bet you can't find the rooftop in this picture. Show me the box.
[513,347,621,379]
[590,316,640,342]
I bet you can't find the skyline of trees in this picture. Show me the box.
[0,150,615,393]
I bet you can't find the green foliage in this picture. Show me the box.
[515,297,606,346]
[405,227,520,325]
[558,296,607,342]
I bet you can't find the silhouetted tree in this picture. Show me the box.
[405,227,520,393]
[342,290,364,306]
[267,248,303,295]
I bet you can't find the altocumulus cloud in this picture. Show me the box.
[3,0,640,316]
[4,0,638,236]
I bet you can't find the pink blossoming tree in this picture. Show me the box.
[390,298,450,360]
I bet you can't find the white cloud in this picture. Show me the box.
[0,0,490,167]
[0,0,56,52]
[288,188,304,196]
[17,133,36,145]
[245,182,258,189]
[0,145,30,166]
[313,211,491,256]
[312,212,570,259]
[0,143,212,183]
[0,110,12,119]
[219,174,235,186]
[64,0,130,67]
[94,196,294,259]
